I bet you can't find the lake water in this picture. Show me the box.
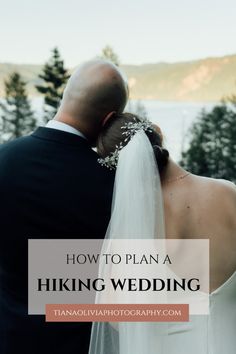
[139,100,216,161]
[3,97,217,162]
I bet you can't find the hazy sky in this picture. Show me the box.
[0,0,236,67]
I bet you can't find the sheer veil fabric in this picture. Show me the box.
[89,131,167,354]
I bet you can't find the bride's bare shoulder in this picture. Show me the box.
[191,174,236,213]
[193,174,235,192]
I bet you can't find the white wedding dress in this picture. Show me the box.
[89,130,236,354]
[165,272,236,354]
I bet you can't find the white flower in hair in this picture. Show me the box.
[98,142,123,170]
[121,117,153,141]
[98,116,153,170]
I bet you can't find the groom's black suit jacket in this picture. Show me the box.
[0,127,115,354]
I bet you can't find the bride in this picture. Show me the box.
[89,112,236,354]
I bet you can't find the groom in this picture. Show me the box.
[0,60,128,354]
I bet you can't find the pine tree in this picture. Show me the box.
[101,45,120,66]
[180,105,236,183]
[225,92,236,107]
[36,47,69,122]
[0,72,36,143]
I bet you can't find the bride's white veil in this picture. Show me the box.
[89,130,167,354]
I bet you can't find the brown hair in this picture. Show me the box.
[97,112,169,173]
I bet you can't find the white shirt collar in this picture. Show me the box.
[46,120,86,139]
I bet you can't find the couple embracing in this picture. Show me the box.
[0,60,235,354]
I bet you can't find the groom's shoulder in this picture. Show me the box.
[0,134,115,180]
[0,136,34,183]
[0,135,32,156]
[0,134,35,158]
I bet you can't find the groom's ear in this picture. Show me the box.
[102,111,116,127]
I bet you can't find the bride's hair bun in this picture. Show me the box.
[145,128,169,173]
[97,112,169,173]
[152,145,169,173]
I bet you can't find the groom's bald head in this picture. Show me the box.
[56,59,128,142]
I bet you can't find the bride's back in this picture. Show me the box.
[96,111,236,293]
[162,173,236,293]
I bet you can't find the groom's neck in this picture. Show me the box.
[53,113,98,145]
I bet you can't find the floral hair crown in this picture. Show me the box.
[98,117,153,170]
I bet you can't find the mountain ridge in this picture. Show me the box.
[0,53,236,101]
